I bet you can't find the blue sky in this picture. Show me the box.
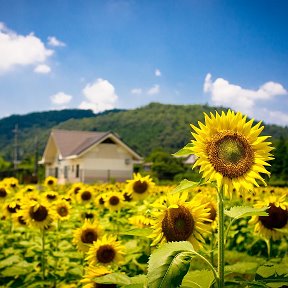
[0,0,288,126]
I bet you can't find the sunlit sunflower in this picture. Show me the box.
[68,182,84,198]
[81,266,113,288]
[77,187,95,204]
[3,200,21,218]
[95,194,106,208]
[86,234,125,267]
[149,191,211,249]
[54,199,71,221]
[12,212,27,227]
[193,188,218,231]
[73,219,103,252]
[104,191,125,212]
[2,177,19,190]
[44,191,59,202]
[0,184,10,202]
[44,176,58,187]
[129,215,153,228]
[20,199,55,230]
[189,110,274,196]
[125,173,155,201]
[249,195,288,241]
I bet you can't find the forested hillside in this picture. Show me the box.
[0,102,287,181]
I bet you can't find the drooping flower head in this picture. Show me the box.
[190,110,274,196]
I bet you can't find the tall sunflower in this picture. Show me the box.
[125,173,155,201]
[73,219,103,252]
[54,199,71,221]
[149,191,211,249]
[20,199,55,230]
[249,195,288,241]
[104,191,125,212]
[86,234,125,267]
[189,110,273,195]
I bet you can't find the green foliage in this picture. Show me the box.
[171,179,204,194]
[224,206,269,219]
[147,241,195,288]
[180,270,215,288]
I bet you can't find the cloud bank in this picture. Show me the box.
[79,78,118,113]
[204,73,288,126]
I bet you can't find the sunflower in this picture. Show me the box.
[128,215,153,228]
[73,219,103,252]
[189,110,274,196]
[104,191,125,212]
[44,191,59,202]
[3,200,21,218]
[81,266,114,288]
[95,194,106,208]
[20,199,55,230]
[54,199,71,221]
[249,195,288,241]
[44,176,58,187]
[86,234,125,267]
[149,191,211,249]
[125,173,155,201]
[77,187,95,204]
[0,184,10,202]
[2,177,19,190]
[12,212,27,227]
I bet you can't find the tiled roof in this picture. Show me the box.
[52,129,110,157]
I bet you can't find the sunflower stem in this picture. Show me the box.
[217,187,225,288]
[41,229,46,282]
[265,238,271,259]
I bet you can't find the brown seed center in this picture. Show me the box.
[259,203,288,230]
[81,191,92,201]
[29,205,48,221]
[133,180,148,194]
[162,205,194,242]
[81,229,98,243]
[0,188,7,197]
[57,206,68,217]
[109,196,120,206]
[207,132,254,178]
[96,245,116,263]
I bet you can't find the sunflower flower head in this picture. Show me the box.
[81,266,114,288]
[86,234,125,267]
[249,194,288,241]
[125,173,155,201]
[149,191,211,249]
[189,110,274,197]
[104,191,125,212]
[73,219,103,252]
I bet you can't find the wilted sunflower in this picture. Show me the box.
[125,173,155,201]
[54,199,71,221]
[104,191,125,212]
[86,234,125,267]
[81,266,114,288]
[250,195,288,241]
[149,191,211,249]
[20,199,55,230]
[73,219,103,252]
[189,110,274,196]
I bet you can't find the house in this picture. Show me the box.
[40,129,143,184]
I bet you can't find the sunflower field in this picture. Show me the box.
[0,110,288,288]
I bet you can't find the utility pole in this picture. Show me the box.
[13,124,19,171]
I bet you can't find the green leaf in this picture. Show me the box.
[224,206,269,219]
[119,228,153,237]
[93,272,131,285]
[180,270,215,288]
[147,241,194,288]
[225,262,259,275]
[0,255,20,269]
[1,261,34,277]
[171,179,204,194]
[172,143,194,157]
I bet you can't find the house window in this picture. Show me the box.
[55,167,58,178]
[76,164,80,178]
[64,166,68,179]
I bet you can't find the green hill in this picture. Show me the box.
[1,102,288,161]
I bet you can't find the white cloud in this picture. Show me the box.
[0,23,53,72]
[34,64,51,74]
[253,108,288,126]
[204,73,288,114]
[147,84,160,95]
[50,92,72,105]
[131,88,142,95]
[79,78,118,113]
[155,68,161,77]
[47,36,66,47]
